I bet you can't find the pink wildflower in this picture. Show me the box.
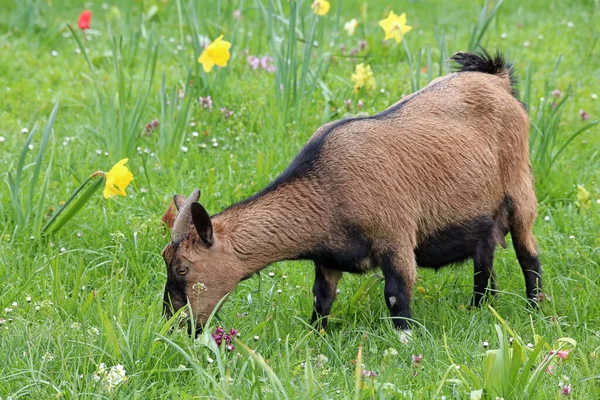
[358,40,368,50]
[357,99,364,108]
[552,89,562,98]
[260,56,275,72]
[579,108,590,120]
[247,55,260,70]
[344,99,352,110]
[220,107,234,120]
[233,9,241,19]
[362,369,377,377]
[546,364,554,375]
[212,326,238,351]
[144,119,160,135]
[199,96,213,111]
[562,384,571,396]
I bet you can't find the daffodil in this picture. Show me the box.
[351,63,376,93]
[103,158,133,199]
[378,11,412,44]
[344,18,358,36]
[311,0,330,16]
[198,35,231,73]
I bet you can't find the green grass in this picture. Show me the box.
[1,0,599,398]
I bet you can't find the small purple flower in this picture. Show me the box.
[260,56,273,70]
[220,107,234,120]
[362,369,377,377]
[199,96,213,111]
[552,89,562,98]
[144,119,160,135]
[562,384,571,396]
[229,328,239,337]
[350,47,359,56]
[247,55,260,70]
[340,44,346,53]
[357,100,364,109]
[226,344,235,352]
[344,99,352,110]
[358,40,368,50]
[579,108,590,120]
[412,354,423,369]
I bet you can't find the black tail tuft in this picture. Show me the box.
[450,49,518,98]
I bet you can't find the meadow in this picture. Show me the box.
[0,0,599,398]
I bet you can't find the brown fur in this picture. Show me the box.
[162,53,541,332]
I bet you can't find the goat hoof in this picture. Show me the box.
[397,329,412,345]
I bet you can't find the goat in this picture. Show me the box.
[161,51,543,338]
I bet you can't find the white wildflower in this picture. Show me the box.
[383,347,398,357]
[344,18,358,36]
[93,363,127,391]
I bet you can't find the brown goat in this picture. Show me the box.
[161,51,542,338]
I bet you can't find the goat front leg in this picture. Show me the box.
[310,263,342,330]
[379,244,417,342]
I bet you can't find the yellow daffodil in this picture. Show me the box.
[311,0,330,16]
[576,185,591,209]
[103,158,134,199]
[198,35,231,73]
[351,63,376,93]
[378,11,412,44]
[344,18,358,36]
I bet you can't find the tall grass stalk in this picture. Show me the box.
[69,25,161,159]
[469,0,504,51]
[524,58,599,196]
[157,70,195,158]
[258,0,336,125]
[6,102,58,239]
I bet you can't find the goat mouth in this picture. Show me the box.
[185,319,202,337]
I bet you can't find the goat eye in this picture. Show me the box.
[177,267,188,276]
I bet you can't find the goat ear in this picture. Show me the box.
[191,202,213,246]
[173,194,186,211]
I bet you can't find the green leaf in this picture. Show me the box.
[43,176,103,235]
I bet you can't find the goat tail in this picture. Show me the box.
[450,49,518,98]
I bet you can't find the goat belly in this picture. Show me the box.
[414,216,497,270]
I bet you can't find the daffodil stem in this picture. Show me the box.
[42,172,105,235]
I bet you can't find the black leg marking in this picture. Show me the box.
[310,264,342,330]
[380,253,413,331]
[514,244,542,306]
[472,236,497,307]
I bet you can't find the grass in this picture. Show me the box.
[0,0,599,398]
